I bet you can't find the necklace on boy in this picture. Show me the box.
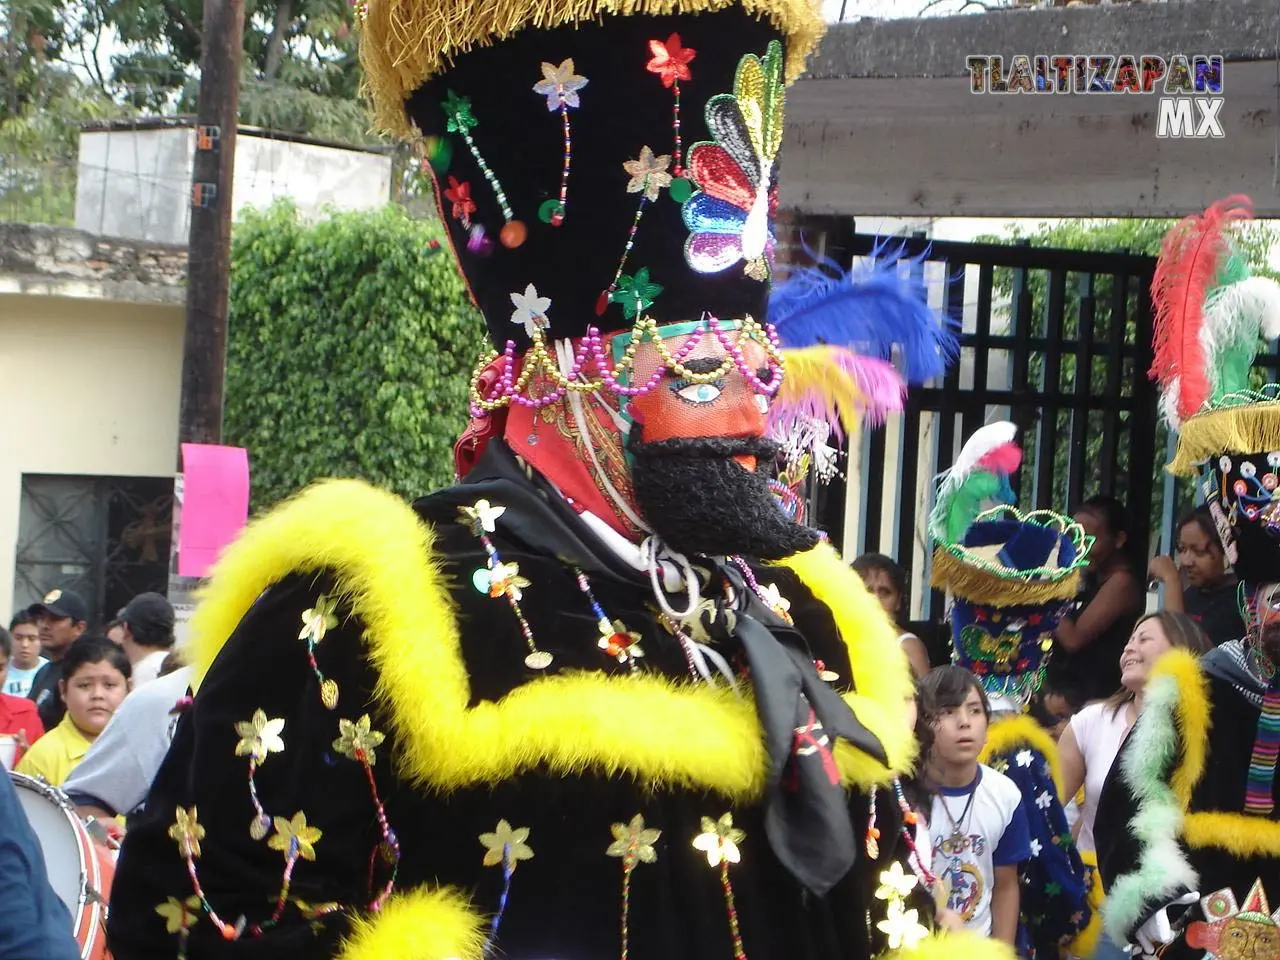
[939,787,976,852]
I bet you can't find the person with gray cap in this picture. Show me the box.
[26,587,89,730]
[116,592,175,689]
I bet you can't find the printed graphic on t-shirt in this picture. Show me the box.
[938,832,988,920]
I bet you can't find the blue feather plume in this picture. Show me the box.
[767,240,958,385]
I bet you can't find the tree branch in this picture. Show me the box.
[162,0,203,50]
[263,0,293,80]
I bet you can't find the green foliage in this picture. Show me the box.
[977,217,1280,554]
[225,202,485,512]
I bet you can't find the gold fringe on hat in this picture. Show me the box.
[358,0,826,138]
[1168,402,1280,476]
[930,547,1084,607]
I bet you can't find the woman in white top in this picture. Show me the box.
[1058,610,1212,959]
[853,553,931,678]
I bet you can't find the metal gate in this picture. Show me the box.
[13,475,173,627]
[800,229,1161,643]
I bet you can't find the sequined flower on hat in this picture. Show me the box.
[682,40,784,282]
[510,283,552,338]
[609,269,663,320]
[607,814,662,868]
[480,819,534,869]
[155,895,202,934]
[169,806,206,859]
[299,595,338,644]
[624,146,673,202]
[646,33,696,88]
[234,709,286,763]
[443,177,476,227]
[269,811,323,862]
[692,813,745,867]
[442,90,477,133]
[533,58,588,111]
[333,714,386,765]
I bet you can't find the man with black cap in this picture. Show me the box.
[116,592,176,689]
[26,587,89,730]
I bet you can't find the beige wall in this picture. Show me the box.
[0,293,183,621]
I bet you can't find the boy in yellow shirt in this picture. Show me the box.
[17,636,130,787]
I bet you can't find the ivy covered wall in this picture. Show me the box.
[225,202,483,512]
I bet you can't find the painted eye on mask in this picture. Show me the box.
[674,381,723,404]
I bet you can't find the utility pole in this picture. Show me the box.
[170,0,244,639]
[178,0,245,450]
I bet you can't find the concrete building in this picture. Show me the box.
[75,118,394,246]
[1,122,395,624]
[0,224,187,623]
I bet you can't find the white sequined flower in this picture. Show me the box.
[509,283,552,338]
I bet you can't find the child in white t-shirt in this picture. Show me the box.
[919,666,1031,944]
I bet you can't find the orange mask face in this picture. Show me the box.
[610,320,775,461]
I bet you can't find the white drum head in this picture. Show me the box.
[11,773,84,916]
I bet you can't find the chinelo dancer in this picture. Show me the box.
[929,422,1094,959]
[105,3,1017,960]
[1096,195,1280,960]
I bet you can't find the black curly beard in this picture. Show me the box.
[627,431,821,561]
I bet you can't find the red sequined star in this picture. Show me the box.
[443,176,476,226]
[646,34,696,88]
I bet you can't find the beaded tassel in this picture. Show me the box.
[607,815,661,960]
[576,569,644,668]
[479,820,533,955]
[442,90,525,249]
[693,814,749,960]
[532,59,587,226]
[599,147,672,317]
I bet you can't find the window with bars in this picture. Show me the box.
[13,474,173,627]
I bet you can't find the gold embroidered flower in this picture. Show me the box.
[598,620,645,663]
[333,714,386,765]
[268,811,323,862]
[299,595,338,644]
[486,561,531,600]
[457,499,506,536]
[234,709,285,763]
[692,813,745,867]
[479,819,534,870]
[607,814,661,868]
[624,146,673,201]
[876,898,928,951]
[168,806,206,859]
[874,861,919,901]
[154,895,202,934]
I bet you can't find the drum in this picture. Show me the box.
[10,772,114,960]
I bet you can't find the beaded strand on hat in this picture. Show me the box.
[470,314,785,416]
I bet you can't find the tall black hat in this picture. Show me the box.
[359,0,823,351]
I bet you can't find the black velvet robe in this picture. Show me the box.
[1096,664,1280,959]
[107,447,923,959]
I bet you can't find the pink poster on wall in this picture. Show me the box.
[177,444,250,578]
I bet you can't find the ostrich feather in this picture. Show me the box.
[929,422,1021,543]
[768,346,864,441]
[843,353,908,427]
[1150,195,1255,421]
[1202,275,1280,398]
[768,242,957,384]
